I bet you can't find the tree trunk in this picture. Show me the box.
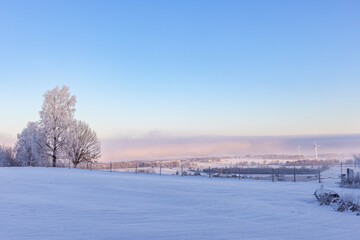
[52,155,56,167]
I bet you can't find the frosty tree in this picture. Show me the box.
[39,86,76,167]
[67,120,101,167]
[14,86,101,167]
[15,122,40,166]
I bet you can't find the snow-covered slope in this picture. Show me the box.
[0,167,359,240]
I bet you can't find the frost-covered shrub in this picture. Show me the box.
[341,169,360,189]
[314,187,340,205]
[314,187,360,215]
[0,146,17,166]
[338,193,360,212]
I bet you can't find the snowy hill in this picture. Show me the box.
[0,167,359,240]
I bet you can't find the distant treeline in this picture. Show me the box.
[245,154,342,160]
[282,159,339,167]
[76,157,223,170]
[203,167,323,175]
[77,160,183,170]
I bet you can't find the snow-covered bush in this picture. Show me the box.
[338,193,360,212]
[314,186,360,215]
[341,168,360,189]
[314,188,339,205]
[0,146,16,166]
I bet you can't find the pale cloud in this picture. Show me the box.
[0,133,16,146]
[100,133,360,162]
[3,131,360,162]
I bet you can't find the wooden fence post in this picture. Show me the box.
[272,169,274,182]
[293,167,296,182]
[340,163,343,182]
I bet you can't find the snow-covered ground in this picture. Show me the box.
[0,167,359,240]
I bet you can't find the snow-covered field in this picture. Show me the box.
[0,167,359,240]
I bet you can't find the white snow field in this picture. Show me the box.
[0,168,359,240]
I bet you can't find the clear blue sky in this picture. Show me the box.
[1,0,360,141]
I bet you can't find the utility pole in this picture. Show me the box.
[181,165,183,176]
[272,169,274,182]
[238,168,241,180]
[110,162,112,172]
[208,167,211,178]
